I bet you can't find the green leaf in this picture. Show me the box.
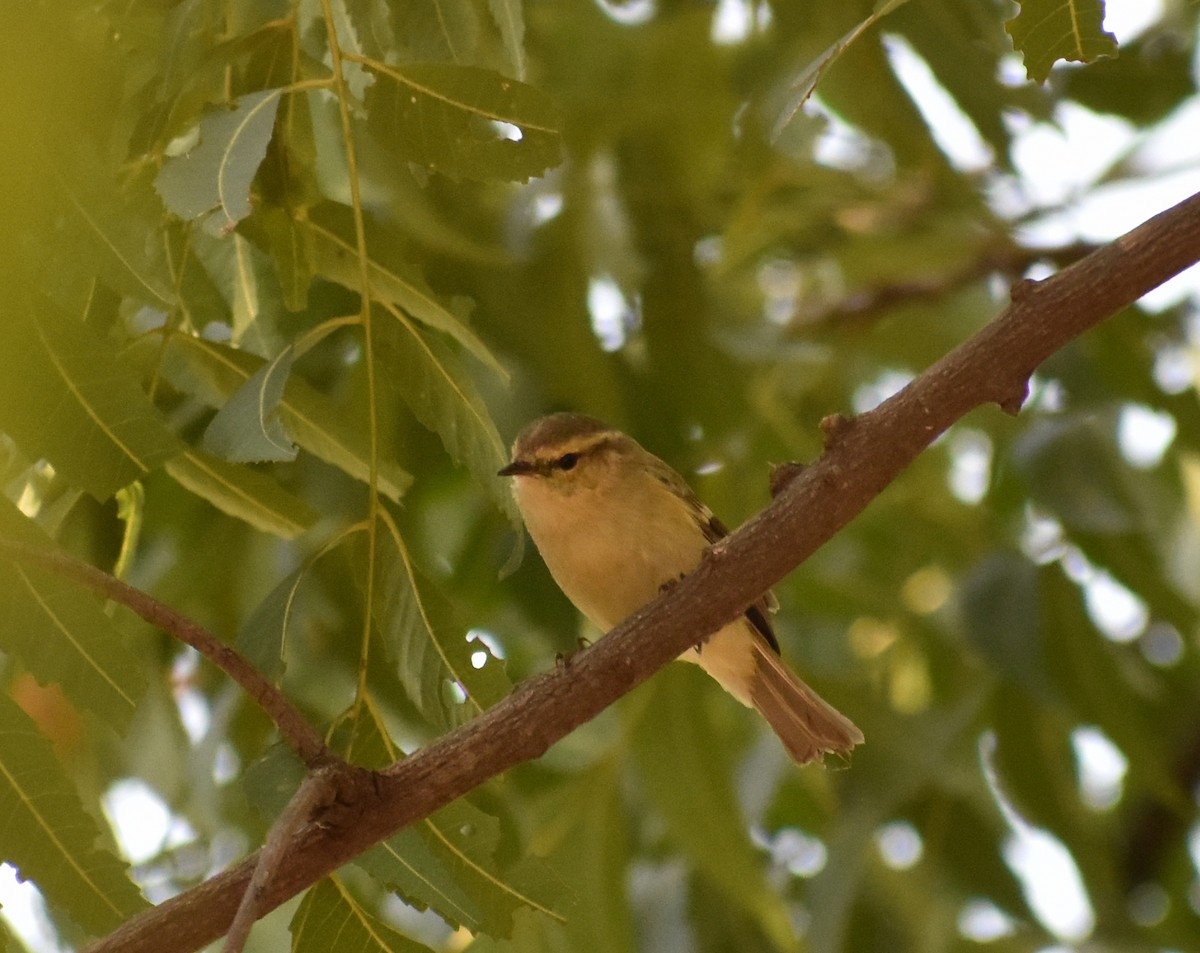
[363,63,562,182]
[152,332,412,502]
[290,877,426,953]
[1006,0,1118,83]
[958,552,1055,698]
[337,702,483,929]
[630,667,795,950]
[370,309,517,527]
[488,0,527,80]
[0,499,149,731]
[0,298,184,501]
[371,524,510,728]
[414,798,567,936]
[165,450,318,539]
[327,700,566,935]
[236,563,309,683]
[770,0,913,142]
[155,88,284,236]
[203,345,298,463]
[0,693,148,934]
[53,156,176,309]
[306,212,509,379]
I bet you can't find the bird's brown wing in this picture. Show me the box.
[657,466,781,654]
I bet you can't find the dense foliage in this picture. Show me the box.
[0,0,1198,950]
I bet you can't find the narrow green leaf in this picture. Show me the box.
[371,525,510,728]
[370,309,517,527]
[770,0,912,142]
[417,798,567,935]
[155,88,283,235]
[0,694,148,935]
[1006,0,1118,83]
[0,298,184,501]
[290,878,426,953]
[165,450,318,539]
[363,63,561,182]
[203,345,298,463]
[54,158,176,309]
[153,332,412,501]
[0,499,149,732]
[306,214,509,379]
[338,702,483,929]
[631,667,795,950]
[487,0,527,80]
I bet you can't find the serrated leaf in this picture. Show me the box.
[770,0,912,142]
[0,499,149,732]
[155,88,283,235]
[203,345,298,462]
[290,877,426,953]
[338,701,483,929]
[363,63,561,182]
[327,700,565,934]
[54,156,176,309]
[165,450,318,539]
[1006,0,1118,83]
[370,309,517,527]
[152,332,412,501]
[371,523,510,728]
[417,798,567,936]
[0,298,184,501]
[0,693,148,934]
[306,213,508,379]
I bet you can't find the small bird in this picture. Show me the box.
[498,413,862,765]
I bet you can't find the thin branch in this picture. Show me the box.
[83,189,1200,953]
[0,541,328,766]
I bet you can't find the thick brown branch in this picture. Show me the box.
[84,189,1200,953]
[0,542,328,765]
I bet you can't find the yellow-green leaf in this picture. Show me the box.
[0,694,148,934]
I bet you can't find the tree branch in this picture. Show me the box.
[84,189,1200,953]
[0,542,328,766]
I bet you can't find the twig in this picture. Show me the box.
[0,540,328,765]
[222,763,349,953]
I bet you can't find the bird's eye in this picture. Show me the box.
[557,452,579,471]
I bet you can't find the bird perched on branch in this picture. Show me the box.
[499,412,862,765]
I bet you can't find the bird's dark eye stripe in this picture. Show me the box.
[557,452,580,470]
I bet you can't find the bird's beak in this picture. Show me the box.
[497,460,533,477]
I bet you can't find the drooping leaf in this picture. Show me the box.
[0,498,149,732]
[306,211,509,378]
[370,309,517,527]
[337,701,483,929]
[52,155,176,310]
[0,694,148,935]
[770,0,913,142]
[0,297,184,501]
[290,877,426,953]
[1006,0,1118,83]
[371,522,510,728]
[165,450,318,538]
[363,63,561,182]
[414,798,567,937]
[155,88,284,235]
[203,345,298,463]
[630,667,796,950]
[150,332,412,501]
